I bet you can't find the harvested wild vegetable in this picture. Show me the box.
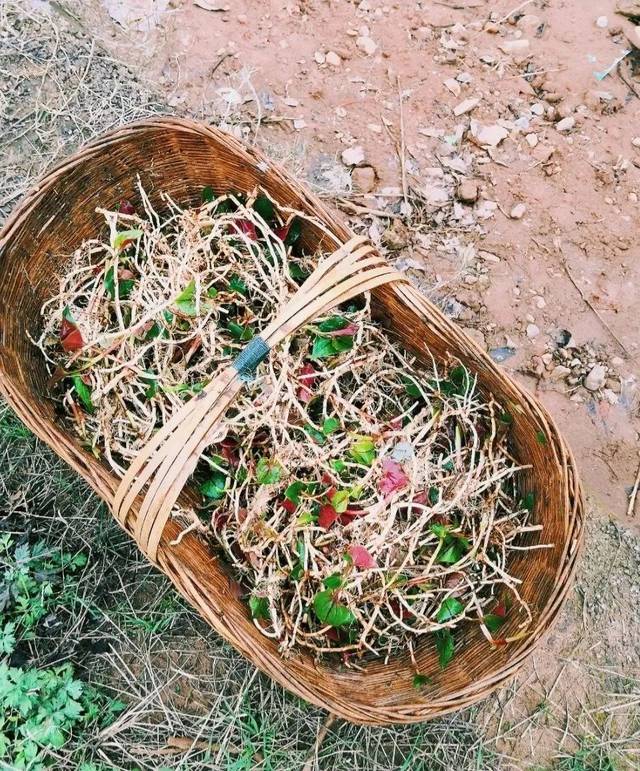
[35,183,544,666]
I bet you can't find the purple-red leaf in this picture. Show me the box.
[326,322,358,338]
[379,459,409,498]
[60,317,84,352]
[318,504,339,529]
[119,199,136,215]
[347,544,376,569]
[234,219,258,241]
[296,362,318,404]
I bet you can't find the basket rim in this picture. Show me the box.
[0,116,585,725]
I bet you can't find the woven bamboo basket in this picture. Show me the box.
[0,117,584,725]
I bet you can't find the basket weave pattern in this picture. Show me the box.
[0,118,584,725]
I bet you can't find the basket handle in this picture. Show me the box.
[113,236,406,561]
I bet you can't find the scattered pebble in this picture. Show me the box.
[499,39,530,54]
[470,121,509,147]
[527,323,540,339]
[356,36,377,55]
[325,51,341,67]
[551,365,571,381]
[351,165,376,193]
[596,15,608,28]
[341,146,365,166]
[456,179,479,204]
[510,203,527,219]
[584,364,607,391]
[489,346,516,363]
[293,118,307,130]
[525,133,538,148]
[632,137,640,148]
[444,78,461,97]
[556,116,576,132]
[314,50,326,65]
[453,97,480,116]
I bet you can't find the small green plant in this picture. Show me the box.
[0,534,87,655]
[0,661,124,769]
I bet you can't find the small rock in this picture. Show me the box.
[444,78,461,96]
[325,51,341,67]
[510,203,527,219]
[470,121,509,147]
[533,144,555,163]
[530,102,544,116]
[606,377,622,394]
[314,50,326,65]
[293,119,307,130]
[551,365,571,381]
[526,323,540,338]
[499,39,530,54]
[632,137,640,148]
[356,36,377,55]
[335,106,347,118]
[611,356,625,368]
[541,352,553,366]
[456,179,479,204]
[533,295,546,308]
[478,250,500,262]
[341,146,365,166]
[453,97,480,116]
[556,116,576,132]
[490,346,516,363]
[584,364,607,391]
[596,15,608,28]
[464,327,486,348]
[525,132,538,148]
[351,165,376,193]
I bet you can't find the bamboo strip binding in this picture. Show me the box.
[113,236,407,561]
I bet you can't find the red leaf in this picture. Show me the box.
[321,472,333,485]
[493,601,507,619]
[379,459,409,498]
[390,597,414,619]
[318,504,339,529]
[281,498,297,515]
[119,199,136,215]
[296,363,317,404]
[235,219,258,241]
[60,318,84,352]
[492,638,508,647]
[274,223,290,241]
[326,322,358,338]
[412,489,428,505]
[347,544,376,569]
[339,506,364,525]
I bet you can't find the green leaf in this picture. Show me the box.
[201,185,214,203]
[449,365,471,395]
[522,491,535,513]
[330,459,347,474]
[289,263,309,281]
[228,275,248,296]
[430,523,449,539]
[249,595,270,621]
[312,590,355,627]
[311,337,337,359]
[71,375,94,413]
[499,411,513,425]
[330,489,350,513]
[253,194,275,221]
[323,574,344,590]
[322,417,341,435]
[296,538,306,564]
[436,597,464,623]
[175,280,198,316]
[227,321,254,341]
[285,217,302,246]
[318,316,349,333]
[429,487,439,504]
[403,377,422,399]
[296,511,315,525]
[437,542,465,565]
[483,614,506,634]
[200,472,227,500]
[412,673,431,689]
[142,371,158,399]
[536,431,547,445]
[285,481,305,505]
[435,629,455,669]
[256,457,281,485]
[206,286,219,298]
[304,423,326,445]
[62,305,75,323]
[112,228,142,252]
[104,266,135,300]
[331,335,354,354]
[348,435,377,466]
[290,563,304,581]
